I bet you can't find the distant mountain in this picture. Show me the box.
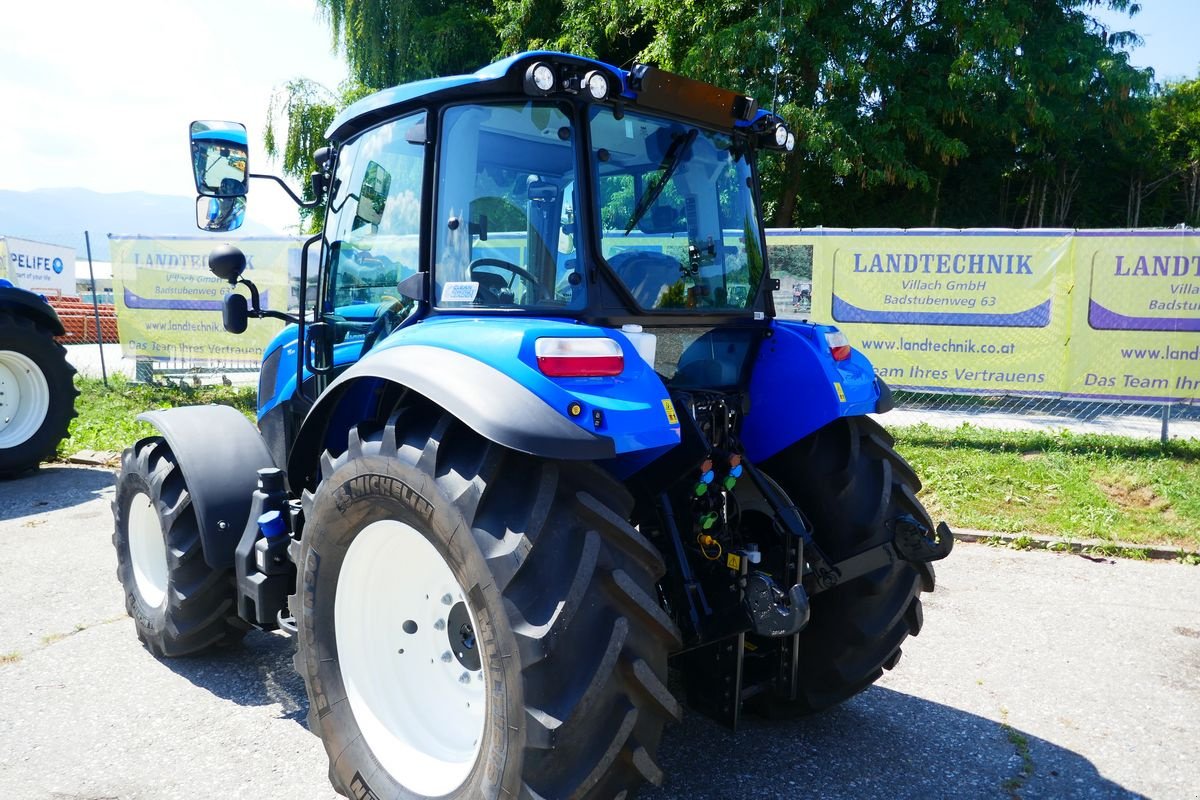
[0,188,279,261]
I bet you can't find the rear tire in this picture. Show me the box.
[293,407,681,799]
[0,311,78,478]
[756,415,934,716]
[112,437,248,656]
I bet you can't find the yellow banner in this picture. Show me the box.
[1066,232,1200,401]
[774,230,1074,395]
[109,235,298,364]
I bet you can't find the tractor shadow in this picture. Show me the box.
[165,635,1145,800]
[0,464,115,521]
[164,629,309,724]
[647,685,1145,800]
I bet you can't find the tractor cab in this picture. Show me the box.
[312,54,792,328]
[192,53,803,471]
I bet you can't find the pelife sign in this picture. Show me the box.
[1,236,76,296]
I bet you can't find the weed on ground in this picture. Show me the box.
[891,423,1200,551]
[55,380,1199,551]
[60,376,256,456]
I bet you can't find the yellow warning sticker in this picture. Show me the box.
[726,552,742,571]
[663,399,679,425]
[834,382,846,402]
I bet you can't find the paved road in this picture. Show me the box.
[2,465,1197,799]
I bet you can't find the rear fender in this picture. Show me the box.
[287,316,684,490]
[137,405,274,570]
[740,319,884,462]
[287,345,619,489]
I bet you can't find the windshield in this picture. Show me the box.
[435,102,584,310]
[590,107,764,311]
[324,111,426,317]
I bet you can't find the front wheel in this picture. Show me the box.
[0,311,78,477]
[293,408,681,799]
[112,438,248,656]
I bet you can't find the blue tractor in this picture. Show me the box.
[112,53,952,799]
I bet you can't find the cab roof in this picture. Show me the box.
[325,51,781,144]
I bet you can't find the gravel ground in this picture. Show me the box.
[1,465,1197,799]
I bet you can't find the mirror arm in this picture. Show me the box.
[249,172,322,209]
[253,309,301,325]
[235,277,300,325]
[236,277,262,308]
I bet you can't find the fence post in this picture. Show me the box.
[83,230,108,387]
[1160,403,1170,445]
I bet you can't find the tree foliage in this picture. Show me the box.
[266,0,1198,231]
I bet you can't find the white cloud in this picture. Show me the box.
[0,0,348,231]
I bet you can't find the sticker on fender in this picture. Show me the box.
[662,399,679,425]
[834,382,846,402]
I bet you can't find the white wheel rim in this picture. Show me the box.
[336,520,486,796]
[0,350,50,448]
[128,491,169,608]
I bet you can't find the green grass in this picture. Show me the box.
[59,376,256,456]
[891,423,1200,550]
[55,379,1200,551]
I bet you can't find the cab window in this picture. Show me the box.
[434,102,584,310]
[324,111,426,315]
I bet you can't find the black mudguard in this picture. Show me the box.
[0,286,64,335]
[287,344,614,490]
[137,405,275,570]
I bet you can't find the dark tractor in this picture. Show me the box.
[112,52,952,799]
[0,279,78,477]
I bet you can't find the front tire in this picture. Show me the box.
[0,311,78,477]
[756,415,935,715]
[293,408,681,799]
[112,437,248,656]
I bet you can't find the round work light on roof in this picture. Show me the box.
[583,70,610,100]
[774,123,789,147]
[525,62,556,94]
[786,132,796,152]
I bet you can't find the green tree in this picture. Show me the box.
[316,0,499,86]
[1150,77,1200,225]
[267,1,500,230]
[268,0,1174,232]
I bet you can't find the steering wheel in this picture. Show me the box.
[469,257,541,289]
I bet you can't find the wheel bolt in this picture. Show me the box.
[441,651,453,663]
[434,618,446,631]
[441,593,453,605]
[459,672,471,684]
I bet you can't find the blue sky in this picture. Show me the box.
[1090,0,1200,83]
[0,0,347,232]
[1,1,1194,234]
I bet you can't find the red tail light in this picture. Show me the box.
[825,330,852,361]
[535,337,624,377]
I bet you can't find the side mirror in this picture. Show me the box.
[209,244,247,284]
[223,292,248,334]
[190,120,249,197]
[196,195,246,232]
